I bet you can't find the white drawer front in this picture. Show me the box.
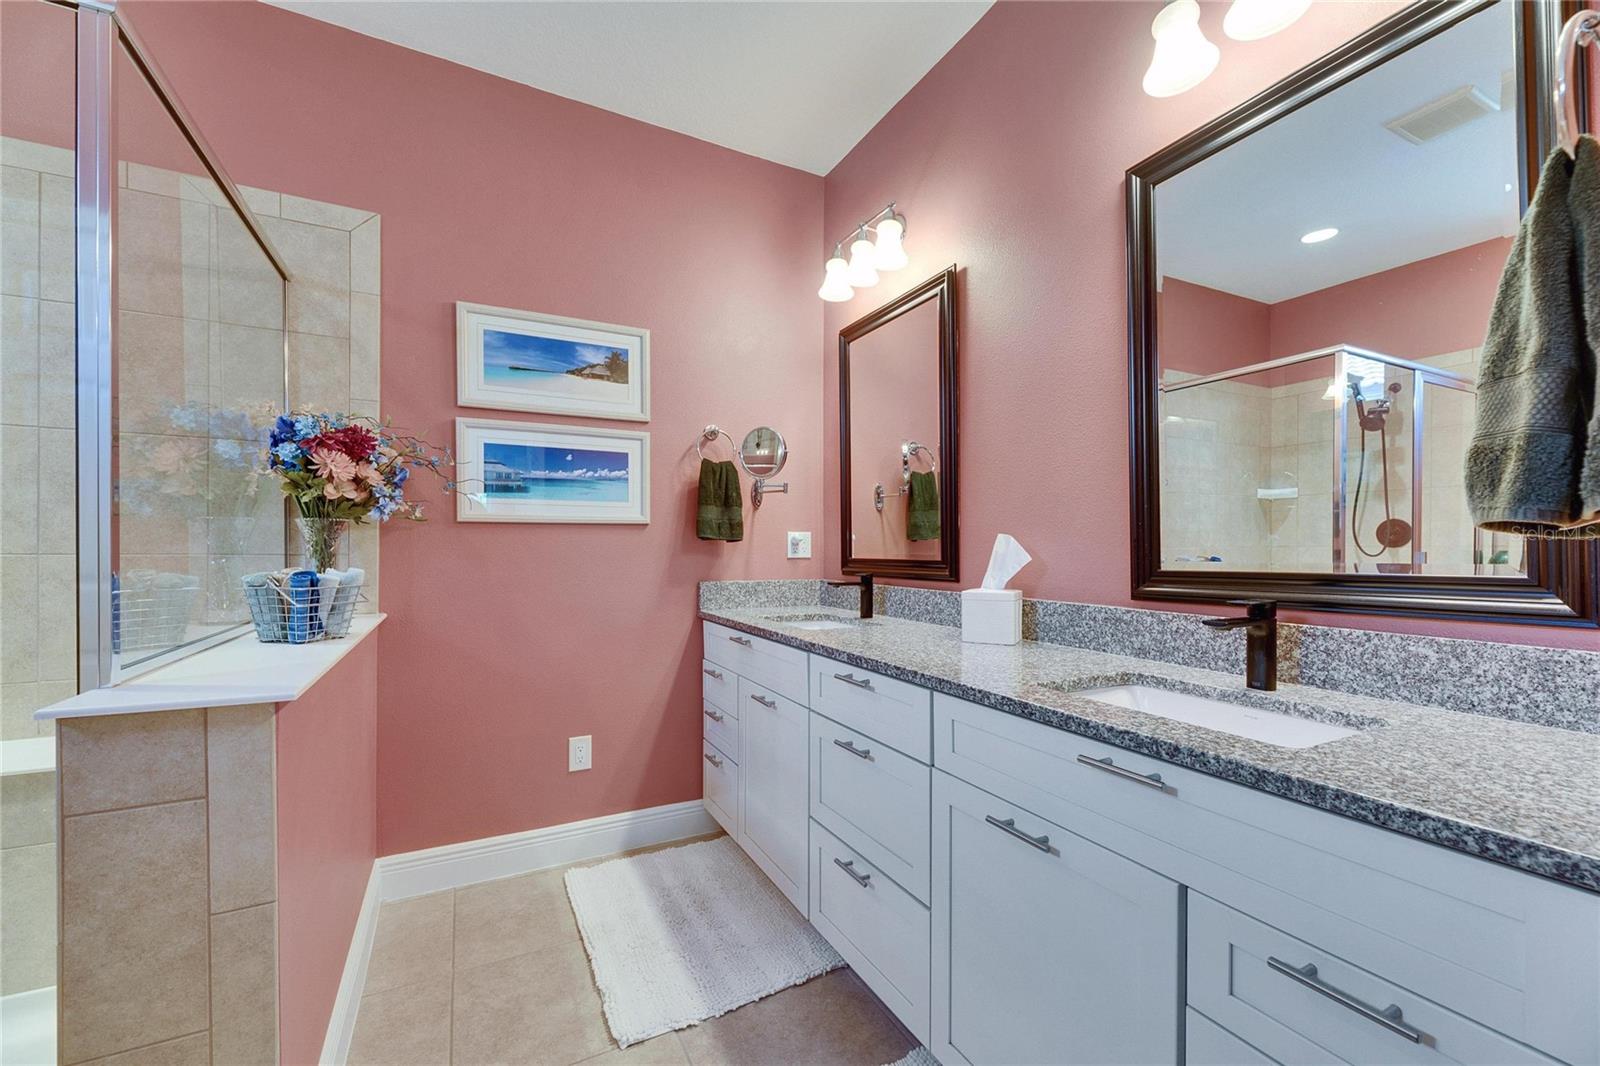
[1186,1009,1276,1066]
[701,659,737,715]
[811,655,932,762]
[1189,894,1557,1065]
[737,678,809,915]
[810,714,931,903]
[933,693,1600,1065]
[702,701,739,759]
[809,821,930,1044]
[703,622,809,706]
[702,739,738,837]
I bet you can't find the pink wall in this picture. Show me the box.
[117,0,826,857]
[848,297,942,558]
[823,0,1594,650]
[276,634,379,1066]
[1157,278,1270,378]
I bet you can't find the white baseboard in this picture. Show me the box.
[319,867,380,1066]
[376,799,719,902]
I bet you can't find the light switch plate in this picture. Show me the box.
[787,532,812,559]
[568,735,592,772]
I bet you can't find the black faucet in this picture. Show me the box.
[1201,600,1278,691]
[828,574,874,619]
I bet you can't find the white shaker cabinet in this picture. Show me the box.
[737,676,811,913]
[931,770,1181,1066]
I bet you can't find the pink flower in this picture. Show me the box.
[311,447,356,483]
[322,476,367,501]
[354,462,384,486]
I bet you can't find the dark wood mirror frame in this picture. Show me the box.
[1127,0,1598,628]
[840,265,960,582]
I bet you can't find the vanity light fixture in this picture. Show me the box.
[816,202,908,300]
[1223,0,1311,41]
[1300,227,1339,244]
[818,244,855,302]
[1142,0,1220,98]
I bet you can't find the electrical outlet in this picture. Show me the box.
[568,735,592,772]
[787,531,812,559]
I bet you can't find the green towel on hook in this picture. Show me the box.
[697,459,744,542]
[906,470,940,541]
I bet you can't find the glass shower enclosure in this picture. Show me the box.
[1,3,288,1061]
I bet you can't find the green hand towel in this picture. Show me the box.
[696,459,744,542]
[1570,136,1600,531]
[1465,138,1597,533]
[906,470,940,541]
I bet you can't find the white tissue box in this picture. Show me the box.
[962,588,1022,645]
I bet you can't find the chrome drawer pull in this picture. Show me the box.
[985,815,1052,853]
[703,667,724,681]
[728,635,753,647]
[1075,753,1167,791]
[1267,958,1425,1045]
[832,738,872,760]
[703,708,725,723]
[750,694,777,708]
[834,857,872,887]
[703,752,723,769]
[833,672,874,690]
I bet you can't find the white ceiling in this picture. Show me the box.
[1156,1,1519,304]
[263,1,992,175]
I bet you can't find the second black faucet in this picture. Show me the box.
[1201,600,1278,691]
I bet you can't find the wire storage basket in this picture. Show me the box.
[113,571,202,654]
[243,572,365,644]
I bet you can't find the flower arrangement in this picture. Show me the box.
[267,412,452,570]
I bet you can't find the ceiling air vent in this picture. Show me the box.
[1384,85,1500,145]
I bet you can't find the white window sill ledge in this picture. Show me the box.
[35,614,386,721]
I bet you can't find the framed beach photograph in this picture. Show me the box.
[457,302,650,421]
[455,417,650,524]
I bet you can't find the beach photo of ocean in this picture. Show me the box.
[482,442,631,502]
[483,328,629,397]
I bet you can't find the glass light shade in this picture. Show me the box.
[873,216,909,271]
[846,236,879,288]
[1142,0,1220,98]
[817,256,854,302]
[1223,0,1311,40]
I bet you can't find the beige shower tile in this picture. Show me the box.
[2,424,39,554]
[117,311,210,436]
[1,768,56,847]
[0,841,56,994]
[280,194,373,231]
[1,294,39,425]
[38,298,75,428]
[349,522,378,612]
[350,291,380,402]
[211,322,287,417]
[118,188,185,319]
[364,890,455,995]
[207,704,277,912]
[1,166,40,299]
[238,185,280,219]
[0,682,43,740]
[1,138,74,178]
[451,942,613,1066]
[39,172,74,303]
[59,707,206,816]
[348,975,452,1066]
[36,554,75,683]
[60,801,210,1063]
[288,331,350,412]
[38,426,76,554]
[217,210,285,331]
[262,216,350,338]
[210,902,279,1065]
[0,555,39,685]
[350,216,380,295]
[78,1032,211,1066]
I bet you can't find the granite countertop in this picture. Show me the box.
[701,604,1600,894]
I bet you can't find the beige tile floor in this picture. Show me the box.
[348,833,918,1066]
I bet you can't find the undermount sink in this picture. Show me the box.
[1071,683,1367,749]
[765,613,859,631]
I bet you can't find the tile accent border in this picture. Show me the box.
[723,580,1600,733]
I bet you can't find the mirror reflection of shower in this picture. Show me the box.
[1347,376,1412,567]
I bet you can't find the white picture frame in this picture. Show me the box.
[456,301,650,422]
[455,417,650,524]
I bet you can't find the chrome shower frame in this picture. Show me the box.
[54,0,292,691]
[1160,344,1475,576]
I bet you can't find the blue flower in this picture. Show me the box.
[292,415,320,439]
[394,465,410,486]
[269,415,297,448]
[273,442,302,466]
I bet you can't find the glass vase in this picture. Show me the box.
[296,516,350,574]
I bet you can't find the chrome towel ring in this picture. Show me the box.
[695,424,735,462]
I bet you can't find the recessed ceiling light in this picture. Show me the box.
[1300,227,1339,244]
[1503,182,1514,193]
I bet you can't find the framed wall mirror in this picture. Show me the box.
[1128,0,1597,626]
[840,266,959,581]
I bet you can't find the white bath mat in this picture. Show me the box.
[564,835,844,1047]
[883,1048,940,1066]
